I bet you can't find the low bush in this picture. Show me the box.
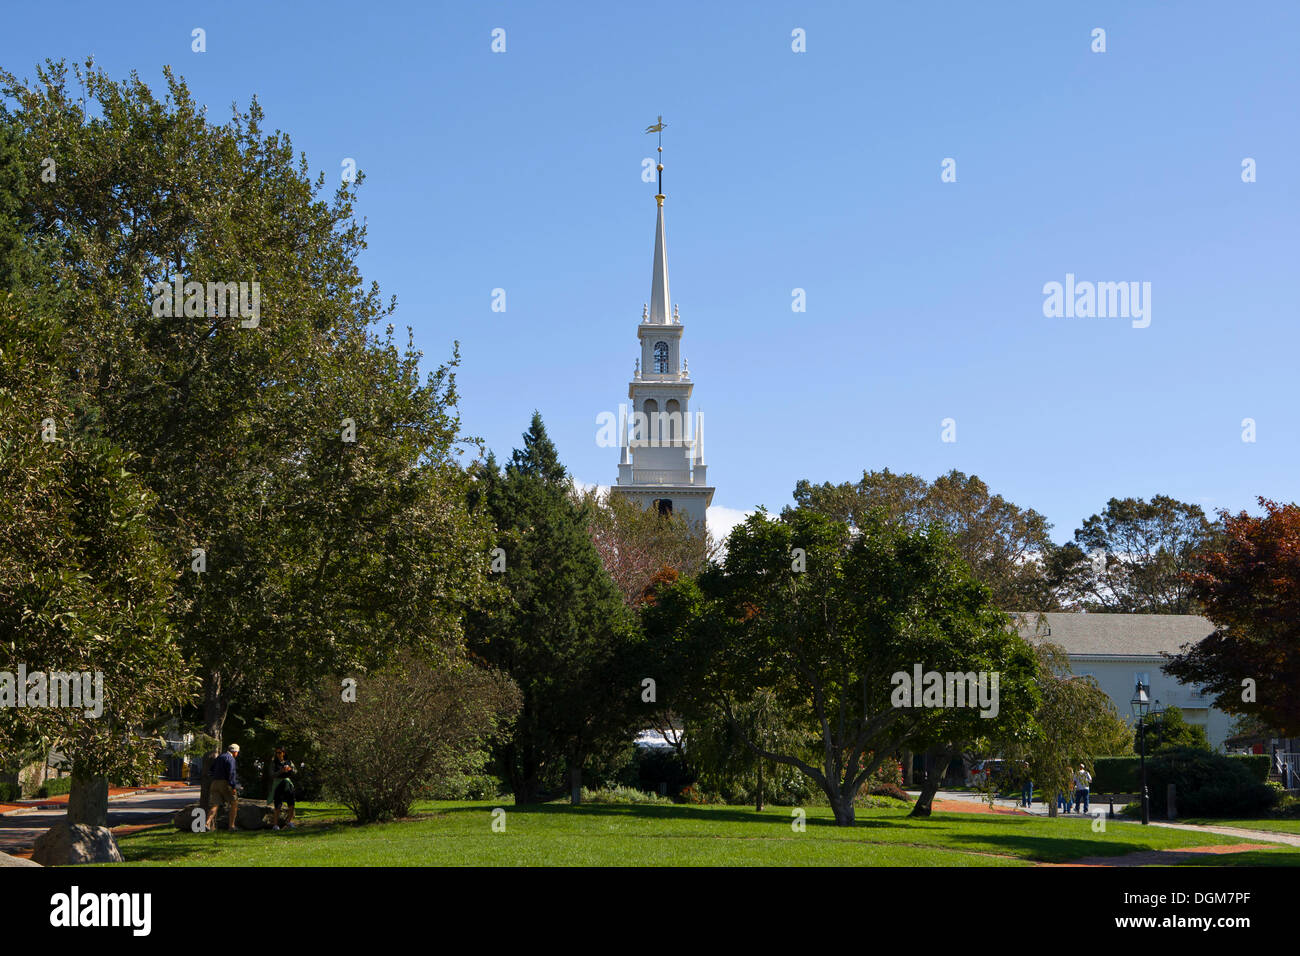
[578,786,672,805]
[865,782,911,802]
[855,792,912,809]
[280,651,521,823]
[39,777,73,798]
[427,773,503,801]
[0,781,20,802]
[679,784,726,805]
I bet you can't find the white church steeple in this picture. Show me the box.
[648,190,670,325]
[612,117,714,530]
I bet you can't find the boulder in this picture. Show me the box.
[172,801,270,831]
[0,851,41,867]
[31,823,123,866]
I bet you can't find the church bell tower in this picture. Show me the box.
[612,118,715,529]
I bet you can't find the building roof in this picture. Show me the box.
[1009,611,1216,659]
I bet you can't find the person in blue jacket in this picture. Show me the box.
[206,743,240,831]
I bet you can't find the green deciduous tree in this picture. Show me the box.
[1051,495,1220,613]
[791,469,1056,609]
[1137,704,1210,754]
[994,639,1133,818]
[0,164,192,820]
[645,508,1037,826]
[2,62,492,766]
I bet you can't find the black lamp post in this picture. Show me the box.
[1131,682,1151,825]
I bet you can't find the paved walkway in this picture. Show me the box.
[0,784,198,858]
[926,788,1298,865]
[1146,819,1300,847]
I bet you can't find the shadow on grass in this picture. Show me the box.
[118,806,354,863]
[943,830,1177,863]
[430,800,1003,833]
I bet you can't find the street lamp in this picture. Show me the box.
[1131,682,1151,825]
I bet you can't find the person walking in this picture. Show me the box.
[1019,760,1033,808]
[269,746,298,830]
[1073,762,1092,814]
[206,743,241,832]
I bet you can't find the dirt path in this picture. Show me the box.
[1039,842,1280,867]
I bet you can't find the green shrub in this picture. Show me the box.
[1227,754,1271,783]
[863,782,911,802]
[39,777,72,798]
[1148,747,1277,817]
[427,773,503,800]
[578,786,672,805]
[1093,757,1140,793]
[0,781,20,802]
[679,784,726,805]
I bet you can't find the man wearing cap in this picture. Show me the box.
[206,743,241,832]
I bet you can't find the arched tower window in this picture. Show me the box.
[654,341,669,374]
[641,398,658,443]
[664,398,682,442]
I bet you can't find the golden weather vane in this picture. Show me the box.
[645,115,666,196]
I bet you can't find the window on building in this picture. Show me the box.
[654,498,673,516]
[642,398,658,443]
[664,399,681,441]
[654,341,669,373]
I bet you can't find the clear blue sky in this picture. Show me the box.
[4,1,1297,542]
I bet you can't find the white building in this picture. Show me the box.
[1012,612,1232,750]
[612,137,714,528]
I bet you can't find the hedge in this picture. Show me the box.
[1094,753,1270,793]
[1092,757,1140,793]
[1228,754,1271,783]
[0,781,20,802]
[1148,748,1277,817]
[38,777,72,798]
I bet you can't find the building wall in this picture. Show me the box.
[1070,656,1233,751]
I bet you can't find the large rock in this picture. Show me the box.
[31,823,123,866]
[0,851,41,867]
[172,801,270,832]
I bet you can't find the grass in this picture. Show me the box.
[108,799,1270,867]
[1176,817,1300,835]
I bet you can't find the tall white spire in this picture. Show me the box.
[613,115,713,533]
[647,113,671,325]
[649,195,670,324]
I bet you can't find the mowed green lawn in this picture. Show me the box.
[108,800,1288,867]
[1177,817,1300,835]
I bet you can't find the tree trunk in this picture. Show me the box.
[67,774,109,827]
[200,669,227,811]
[569,763,582,806]
[830,790,855,826]
[503,743,542,803]
[901,749,914,787]
[909,748,949,818]
[755,760,764,812]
